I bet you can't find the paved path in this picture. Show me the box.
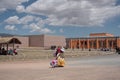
[0,54,120,80]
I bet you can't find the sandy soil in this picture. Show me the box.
[0,59,120,80]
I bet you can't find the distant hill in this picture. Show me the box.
[0,33,14,37]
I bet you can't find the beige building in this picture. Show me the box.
[0,34,66,49]
[14,36,29,47]
[29,35,66,48]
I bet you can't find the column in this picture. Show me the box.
[70,39,72,49]
[106,39,108,48]
[87,39,90,49]
[116,37,120,47]
[96,38,99,49]
[79,39,81,49]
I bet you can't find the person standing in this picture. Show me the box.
[13,49,18,55]
[54,46,61,58]
[56,46,65,58]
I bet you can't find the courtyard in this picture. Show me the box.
[0,54,120,80]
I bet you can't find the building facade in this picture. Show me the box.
[29,35,66,48]
[1,33,120,50]
[14,36,29,47]
[66,33,120,49]
[0,34,66,49]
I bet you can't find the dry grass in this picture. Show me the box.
[0,48,115,62]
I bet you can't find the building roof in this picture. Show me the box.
[89,33,114,37]
[0,37,21,44]
[66,36,120,40]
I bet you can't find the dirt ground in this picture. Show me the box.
[0,58,120,80]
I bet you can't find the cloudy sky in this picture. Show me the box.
[0,0,120,37]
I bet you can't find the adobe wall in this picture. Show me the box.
[0,36,29,48]
[44,35,66,48]
[15,36,29,47]
[29,35,44,47]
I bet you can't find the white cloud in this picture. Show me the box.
[41,28,54,33]
[16,5,25,13]
[20,15,35,24]
[5,25,17,31]
[26,0,120,26]
[0,0,28,12]
[4,16,20,24]
[0,8,6,12]
[22,16,54,34]
[28,23,54,33]
[4,15,54,33]
[5,15,36,25]
[29,23,41,32]
[90,6,120,26]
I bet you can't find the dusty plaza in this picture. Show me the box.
[0,53,120,80]
[1,0,120,80]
